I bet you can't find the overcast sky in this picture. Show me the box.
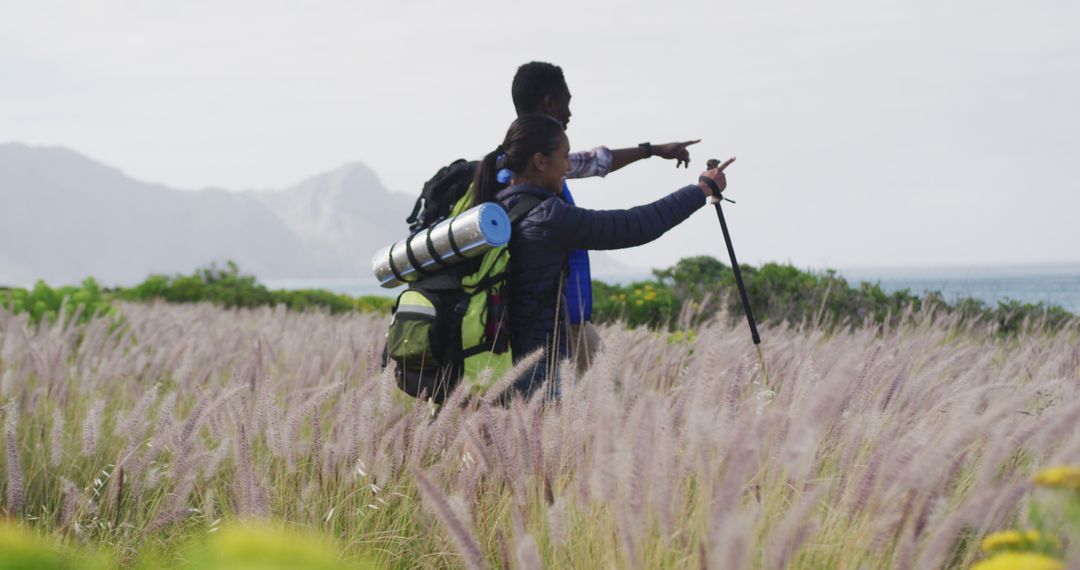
[3,0,1078,271]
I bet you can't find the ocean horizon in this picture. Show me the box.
[266,263,1080,314]
[836,264,1080,313]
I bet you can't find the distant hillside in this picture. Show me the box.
[247,163,417,279]
[0,143,411,285]
[0,142,637,287]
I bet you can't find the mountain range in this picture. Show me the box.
[0,143,635,287]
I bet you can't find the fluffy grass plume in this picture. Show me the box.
[0,300,1078,568]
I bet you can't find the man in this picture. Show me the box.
[510,61,700,373]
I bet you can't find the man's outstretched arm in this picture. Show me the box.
[567,140,701,180]
[611,140,700,172]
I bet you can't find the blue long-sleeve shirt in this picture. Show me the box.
[561,145,613,325]
[560,182,592,325]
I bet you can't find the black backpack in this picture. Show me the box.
[406,159,480,233]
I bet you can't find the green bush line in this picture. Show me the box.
[0,277,116,326]
[0,261,394,327]
[592,255,1077,336]
[2,257,1074,335]
[112,261,394,315]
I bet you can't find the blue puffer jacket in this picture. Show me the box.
[496,183,707,362]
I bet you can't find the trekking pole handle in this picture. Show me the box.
[715,157,736,171]
[704,157,738,205]
[703,157,736,203]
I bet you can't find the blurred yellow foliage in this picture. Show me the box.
[0,524,62,570]
[970,551,1063,570]
[182,522,378,570]
[0,522,110,570]
[1033,466,1080,490]
[980,529,1041,552]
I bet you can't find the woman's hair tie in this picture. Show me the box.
[495,152,513,183]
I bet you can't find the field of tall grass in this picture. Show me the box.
[1,300,1078,568]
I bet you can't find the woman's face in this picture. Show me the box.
[536,133,570,194]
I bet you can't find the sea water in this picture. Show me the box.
[266,264,1080,314]
[837,265,1080,313]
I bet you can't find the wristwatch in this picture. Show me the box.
[638,142,653,158]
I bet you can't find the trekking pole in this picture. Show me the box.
[704,157,769,386]
[703,157,761,346]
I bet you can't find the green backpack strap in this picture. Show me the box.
[449,185,475,218]
[457,194,549,387]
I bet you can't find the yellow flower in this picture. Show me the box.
[1033,466,1080,489]
[618,294,627,301]
[645,284,654,291]
[645,292,657,301]
[635,300,643,306]
[971,552,1063,570]
[981,529,1041,552]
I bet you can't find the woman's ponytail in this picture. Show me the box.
[472,146,504,208]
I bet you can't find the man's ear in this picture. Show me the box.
[539,94,555,116]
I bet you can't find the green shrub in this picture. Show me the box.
[1,277,114,326]
[117,261,274,308]
[592,280,681,329]
[115,262,394,315]
[354,295,395,313]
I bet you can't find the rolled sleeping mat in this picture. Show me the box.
[372,202,512,288]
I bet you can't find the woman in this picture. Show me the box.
[472,114,730,399]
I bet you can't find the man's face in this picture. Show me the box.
[543,88,572,129]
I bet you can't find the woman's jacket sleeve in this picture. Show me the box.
[544,185,707,251]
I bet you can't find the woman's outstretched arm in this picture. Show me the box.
[545,185,708,251]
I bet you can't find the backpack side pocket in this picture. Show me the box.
[387,290,441,372]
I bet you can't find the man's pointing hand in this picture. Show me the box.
[654,140,701,168]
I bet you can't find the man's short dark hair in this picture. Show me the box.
[511,62,567,116]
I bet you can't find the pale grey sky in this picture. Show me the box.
[3,0,1078,270]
